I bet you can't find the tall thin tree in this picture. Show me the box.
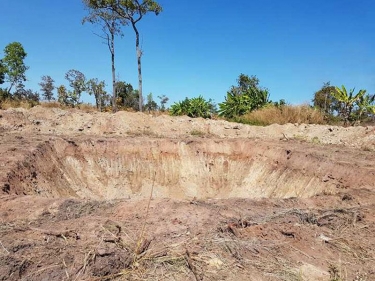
[82,0,125,112]
[116,0,162,111]
[84,0,162,112]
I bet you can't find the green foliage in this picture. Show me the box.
[88,0,163,17]
[218,74,270,118]
[219,90,252,118]
[170,98,190,116]
[313,82,338,115]
[86,78,108,111]
[273,99,286,107]
[332,85,366,125]
[57,85,69,106]
[65,69,86,106]
[39,75,55,101]
[2,42,29,93]
[170,96,213,118]
[312,82,375,124]
[145,93,158,112]
[116,81,140,110]
[354,93,375,121]
[83,0,125,33]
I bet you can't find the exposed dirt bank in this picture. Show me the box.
[1,136,374,200]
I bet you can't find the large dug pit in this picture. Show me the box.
[3,137,374,199]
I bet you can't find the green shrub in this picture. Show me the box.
[170,96,214,118]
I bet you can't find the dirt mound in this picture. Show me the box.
[0,107,375,280]
[1,106,375,148]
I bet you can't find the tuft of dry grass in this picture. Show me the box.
[40,101,64,109]
[40,102,99,112]
[190,130,206,137]
[78,103,98,113]
[235,104,326,126]
[0,99,38,110]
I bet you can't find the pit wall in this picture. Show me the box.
[3,138,373,200]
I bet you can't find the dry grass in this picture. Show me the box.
[0,99,38,110]
[40,102,99,112]
[235,104,326,126]
[190,129,206,137]
[78,103,98,113]
[39,101,64,109]
[145,110,170,117]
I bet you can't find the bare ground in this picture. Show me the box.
[0,106,375,281]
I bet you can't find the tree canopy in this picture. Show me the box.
[65,69,87,106]
[86,78,108,111]
[2,42,29,93]
[39,75,55,101]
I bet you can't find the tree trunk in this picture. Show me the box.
[96,91,102,112]
[132,21,143,112]
[111,29,117,113]
[7,82,15,95]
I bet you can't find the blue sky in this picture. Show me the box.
[1,0,374,106]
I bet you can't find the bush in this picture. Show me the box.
[218,74,270,118]
[170,96,214,118]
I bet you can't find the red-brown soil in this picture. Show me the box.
[0,106,374,280]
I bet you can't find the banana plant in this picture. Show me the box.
[169,96,212,118]
[356,94,375,121]
[188,96,212,118]
[218,90,251,118]
[218,86,270,118]
[331,85,366,125]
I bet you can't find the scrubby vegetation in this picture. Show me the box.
[313,82,375,125]
[169,96,216,118]
[0,3,374,127]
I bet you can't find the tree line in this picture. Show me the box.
[169,74,375,126]
[0,42,169,112]
[1,0,164,112]
[1,39,374,125]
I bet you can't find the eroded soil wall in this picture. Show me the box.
[3,137,374,199]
